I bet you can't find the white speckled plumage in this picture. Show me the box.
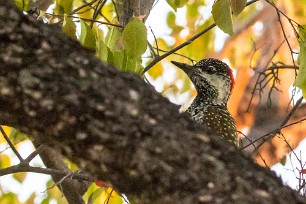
[171,58,238,144]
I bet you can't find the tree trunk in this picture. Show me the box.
[0,1,305,203]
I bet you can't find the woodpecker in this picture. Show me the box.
[171,58,238,145]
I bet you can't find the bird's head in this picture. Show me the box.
[171,58,235,104]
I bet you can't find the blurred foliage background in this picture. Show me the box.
[2,0,306,202]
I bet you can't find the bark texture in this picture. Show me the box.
[0,1,306,203]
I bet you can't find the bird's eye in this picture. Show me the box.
[206,65,216,73]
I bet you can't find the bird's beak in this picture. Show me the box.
[171,61,195,75]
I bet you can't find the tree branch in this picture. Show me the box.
[0,1,305,203]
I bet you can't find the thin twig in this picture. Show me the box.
[70,0,97,15]
[0,164,93,182]
[90,0,107,27]
[0,126,24,162]
[247,40,286,110]
[142,23,216,74]
[24,145,45,163]
[142,0,259,74]
[45,13,123,28]
[242,114,306,150]
[266,0,300,66]
[239,131,269,168]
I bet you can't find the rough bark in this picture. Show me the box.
[0,1,305,203]
[114,0,155,26]
[37,146,89,203]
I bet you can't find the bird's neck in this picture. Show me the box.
[193,85,229,107]
[190,75,231,107]
[187,91,227,120]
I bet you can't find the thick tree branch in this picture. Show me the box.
[0,1,305,203]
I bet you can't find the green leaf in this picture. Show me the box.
[296,25,306,98]
[108,50,125,69]
[25,193,35,204]
[122,17,147,58]
[14,0,30,11]
[79,20,96,50]
[123,56,144,74]
[181,74,193,93]
[5,126,28,144]
[96,38,109,62]
[0,192,20,203]
[94,26,109,62]
[13,172,27,183]
[166,0,188,11]
[230,0,247,16]
[105,23,123,52]
[279,155,286,166]
[0,154,11,168]
[212,0,234,36]
[62,15,77,40]
[148,63,163,79]
[166,12,176,27]
[55,0,74,14]
[87,188,104,204]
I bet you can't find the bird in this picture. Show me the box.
[171,58,238,145]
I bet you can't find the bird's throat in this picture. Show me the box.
[193,73,231,106]
[193,86,228,107]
